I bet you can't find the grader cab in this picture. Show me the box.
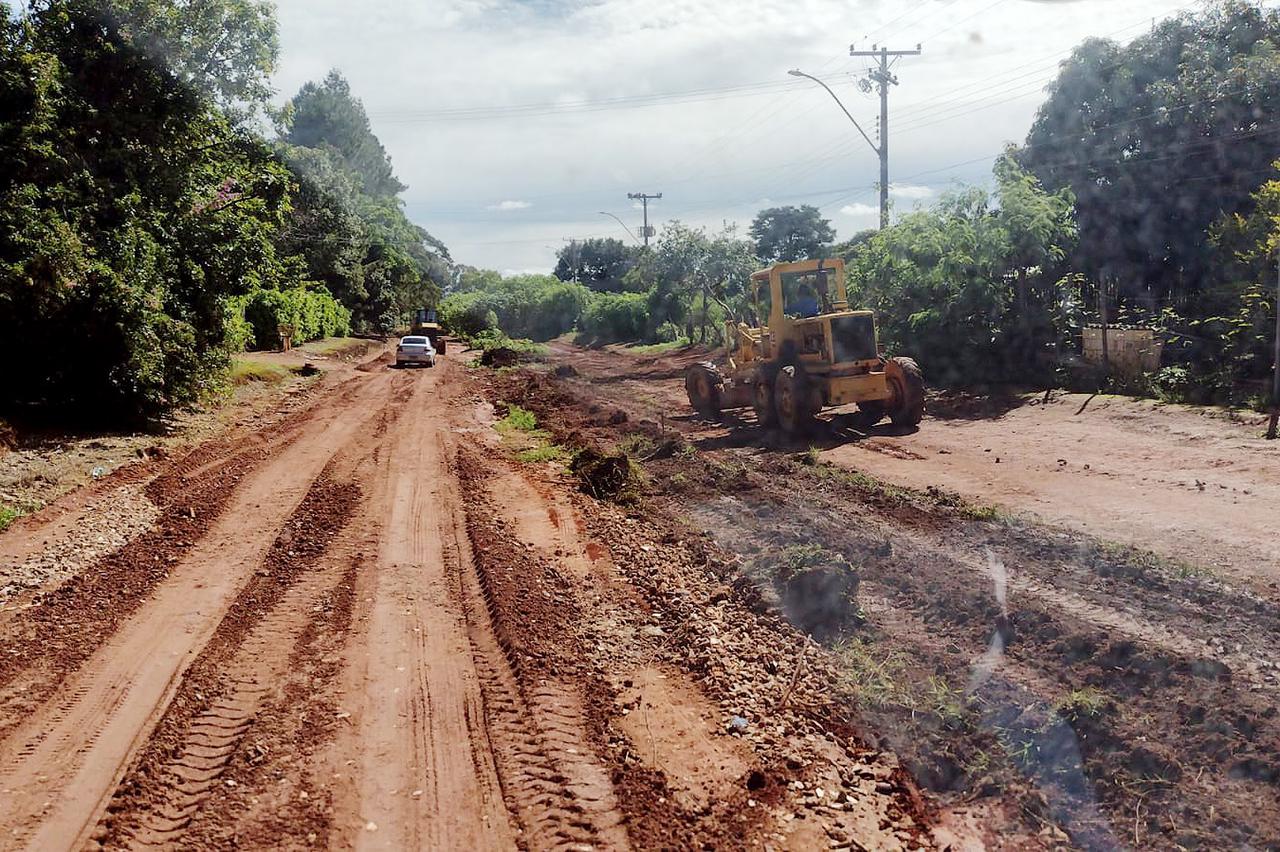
[684,258,923,434]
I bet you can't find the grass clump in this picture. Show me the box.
[517,443,569,464]
[229,359,292,386]
[618,433,657,458]
[624,338,689,356]
[496,404,538,433]
[570,446,645,502]
[0,504,21,532]
[1054,686,1107,722]
[833,637,907,708]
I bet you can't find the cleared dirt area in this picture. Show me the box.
[506,341,1280,850]
[0,343,939,850]
[546,341,1280,591]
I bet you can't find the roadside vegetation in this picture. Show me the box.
[0,1,448,425]
[447,1,1280,412]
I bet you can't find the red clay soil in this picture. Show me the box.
[0,341,942,850]
[488,349,1280,850]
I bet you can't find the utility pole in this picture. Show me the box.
[1268,251,1279,439]
[627,192,662,248]
[849,43,921,229]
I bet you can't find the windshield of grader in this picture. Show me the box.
[779,270,834,319]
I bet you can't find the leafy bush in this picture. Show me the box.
[240,286,351,350]
[440,274,588,342]
[653,320,683,343]
[1150,366,1194,403]
[439,292,500,339]
[469,330,547,359]
[579,291,648,343]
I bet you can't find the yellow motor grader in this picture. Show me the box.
[683,258,924,434]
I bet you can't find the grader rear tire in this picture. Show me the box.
[775,366,819,435]
[684,362,723,416]
[886,356,925,426]
[752,371,778,428]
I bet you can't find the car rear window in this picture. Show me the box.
[402,337,428,345]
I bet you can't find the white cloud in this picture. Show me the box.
[488,200,532,211]
[839,203,878,218]
[889,184,933,200]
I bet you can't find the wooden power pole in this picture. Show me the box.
[850,44,922,230]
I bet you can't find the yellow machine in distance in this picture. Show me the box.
[410,308,446,355]
[683,258,924,434]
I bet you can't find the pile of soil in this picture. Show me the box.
[481,347,520,368]
[569,447,641,502]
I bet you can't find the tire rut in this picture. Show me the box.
[0,373,393,851]
[450,448,631,851]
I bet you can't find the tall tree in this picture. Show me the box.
[648,222,756,342]
[553,238,636,292]
[1,0,295,420]
[749,205,835,263]
[846,158,1076,385]
[1019,0,1280,306]
[277,70,406,199]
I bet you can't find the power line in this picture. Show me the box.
[368,74,860,124]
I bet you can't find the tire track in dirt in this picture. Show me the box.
[337,369,516,851]
[0,371,396,851]
[102,464,368,849]
[455,452,632,851]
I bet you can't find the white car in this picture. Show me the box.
[395,336,436,368]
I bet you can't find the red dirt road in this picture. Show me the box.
[828,392,1280,587]
[549,342,1280,588]
[0,347,930,850]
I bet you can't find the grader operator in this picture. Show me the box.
[683,258,924,434]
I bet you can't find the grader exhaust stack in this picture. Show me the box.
[684,258,924,434]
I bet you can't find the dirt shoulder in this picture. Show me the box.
[505,343,1280,849]
[546,342,1280,592]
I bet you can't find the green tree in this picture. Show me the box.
[1019,0,1280,306]
[553,238,637,292]
[103,0,279,113]
[0,0,295,421]
[749,205,835,263]
[277,70,406,199]
[649,222,756,343]
[847,158,1075,385]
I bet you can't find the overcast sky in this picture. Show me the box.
[266,0,1197,274]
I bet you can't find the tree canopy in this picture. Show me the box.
[553,238,637,292]
[1019,0,1280,306]
[277,70,406,199]
[749,205,836,263]
[0,0,449,423]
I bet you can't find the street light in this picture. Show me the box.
[788,68,886,229]
[598,211,639,244]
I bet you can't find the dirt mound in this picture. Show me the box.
[553,364,579,378]
[760,545,861,640]
[569,447,642,502]
[481,347,520,368]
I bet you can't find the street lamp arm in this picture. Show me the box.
[598,211,640,244]
[787,69,879,157]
